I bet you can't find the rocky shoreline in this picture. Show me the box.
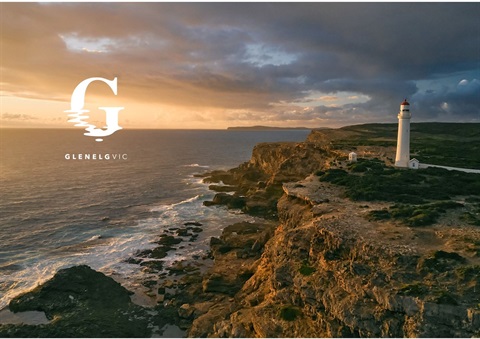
[1,126,479,337]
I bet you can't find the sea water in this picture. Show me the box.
[0,129,310,310]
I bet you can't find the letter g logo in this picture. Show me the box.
[65,77,124,142]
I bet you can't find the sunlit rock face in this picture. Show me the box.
[191,127,480,338]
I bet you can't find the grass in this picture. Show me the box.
[327,123,480,169]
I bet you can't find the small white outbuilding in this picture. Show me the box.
[348,152,358,163]
[408,158,420,170]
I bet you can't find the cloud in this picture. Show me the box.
[412,78,480,120]
[1,3,479,127]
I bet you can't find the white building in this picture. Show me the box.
[395,99,412,168]
[408,158,420,169]
[348,152,358,163]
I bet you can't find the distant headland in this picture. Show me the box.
[227,125,328,131]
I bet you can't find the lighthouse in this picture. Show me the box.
[395,99,411,167]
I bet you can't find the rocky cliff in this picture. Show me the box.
[2,125,478,338]
[193,127,480,337]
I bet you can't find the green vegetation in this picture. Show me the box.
[318,158,480,226]
[397,283,458,305]
[432,290,459,305]
[331,123,480,168]
[461,212,480,226]
[398,282,428,297]
[455,265,480,281]
[319,159,480,204]
[279,305,302,321]
[299,263,316,276]
[467,240,480,257]
[417,250,467,273]
[368,202,463,227]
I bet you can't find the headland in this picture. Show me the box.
[1,123,479,337]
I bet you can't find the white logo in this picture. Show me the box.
[66,77,124,142]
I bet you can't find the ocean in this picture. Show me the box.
[0,128,310,310]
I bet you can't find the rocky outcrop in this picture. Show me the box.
[1,265,153,337]
[4,126,478,338]
[185,220,278,337]
[191,153,480,337]
[191,128,479,337]
[201,139,335,220]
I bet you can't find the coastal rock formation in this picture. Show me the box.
[3,125,479,338]
[192,127,480,337]
[202,126,400,220]
[1,265,152,337]
[192,175,480,337]
[201,140,334,219]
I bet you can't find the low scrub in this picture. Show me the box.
[318,159,480,204]
[299,263,316,276]
[368,201,463,226]
[318,159,476,226]
[279,305,302,321]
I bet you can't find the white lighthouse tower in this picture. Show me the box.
[395,99,411,167]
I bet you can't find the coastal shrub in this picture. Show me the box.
[367,209,391,221]
[407,212,439,227]
[461,212,480,226]
[431,250,466,262]
[418,250,467,273]
[368,202,463,226]
[348,158,386,173]
[455,265,480,281]
[433,291,459,305]
[348,161,369,173]
[398,282,428,297]
[299,263,316,276]
[319,157,477,226]
[320,158,480,204]
[279,305,301,321]
[318,169,349,183]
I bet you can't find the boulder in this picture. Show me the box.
[203,193,247,209]
[208,185,238,193]
[184,221,203,226]
[156,235,182,246]
[6,265,150,337]
[178,304,195,319]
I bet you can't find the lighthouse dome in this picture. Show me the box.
[401,99,410,106]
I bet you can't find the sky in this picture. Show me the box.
[0,2,479,129]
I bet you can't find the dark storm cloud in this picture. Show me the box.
[1,2,478,126]
[413,79,480,121]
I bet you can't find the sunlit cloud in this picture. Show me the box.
[1,3,478,129]
[60,34,113,53]
[319,96,338,101]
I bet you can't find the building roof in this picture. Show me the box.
[401,99,410,105]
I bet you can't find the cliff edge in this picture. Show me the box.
[194,124,480,337]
